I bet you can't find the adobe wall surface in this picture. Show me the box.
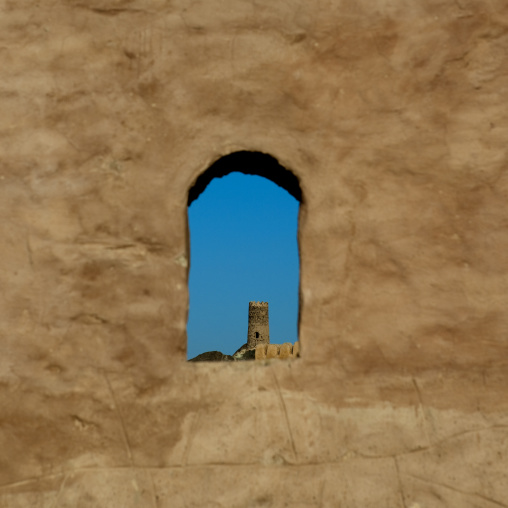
[1,0,508,506]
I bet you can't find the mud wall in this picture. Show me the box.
[1,0,508,506]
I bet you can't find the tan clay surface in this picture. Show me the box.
[1,0,508,506]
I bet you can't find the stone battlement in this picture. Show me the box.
[255,341,300,360]
[250,301,268,307]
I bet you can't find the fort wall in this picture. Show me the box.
[1,0,508,505]
[255,341,300,360]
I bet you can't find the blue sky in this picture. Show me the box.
[187,172,300,359]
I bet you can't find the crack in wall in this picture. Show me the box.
[271,368,298,463]
[406,473,508,508]
[103,371,134,465]
[50,473,68,508]
[411,377,435,446]
[394,456,408,508]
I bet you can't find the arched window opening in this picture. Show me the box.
[187,151,302,362]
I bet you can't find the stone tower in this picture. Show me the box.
[247,301,270,349]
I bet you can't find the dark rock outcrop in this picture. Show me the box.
[188,351,235,362]
[189,344,257,362]
[234,348,256,361]
[233,343,249,356]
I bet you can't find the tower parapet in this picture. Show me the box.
[247,301,270,349]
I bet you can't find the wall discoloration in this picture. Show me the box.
[1,0,508,505]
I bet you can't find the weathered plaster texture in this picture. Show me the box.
[1,0,508,506]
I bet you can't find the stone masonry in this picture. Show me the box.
[246,301,270,349]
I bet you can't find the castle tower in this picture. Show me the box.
[247,301,270,349]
